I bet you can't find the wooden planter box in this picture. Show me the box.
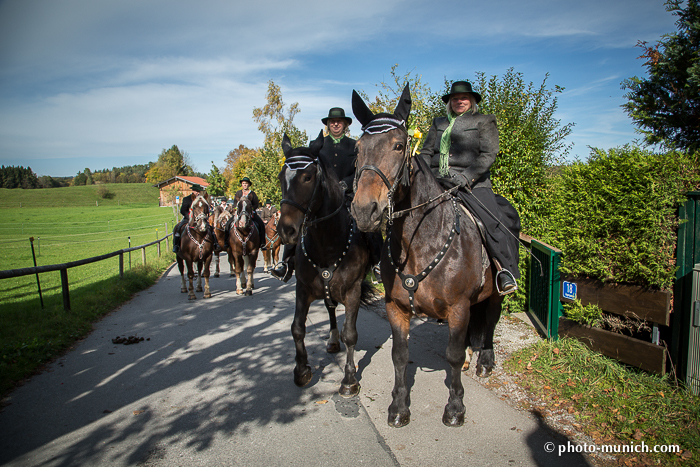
[558,317,667,375]
[558,275,671,375]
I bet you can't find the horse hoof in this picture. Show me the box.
[180,288,187,293]
[188,295,196,300]
[442,410,465,427]
[476,364,493,378]
[388,412,410,428]
[294,367,313,387]
[245,290,252,296]
[236,289,243,295]
[214,273,219,278]
[204,293,211,299]
[339,383,360,398]
[326,342,341,354]
[196,286,203,292]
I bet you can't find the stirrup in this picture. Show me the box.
[495,269,518,296]
[270,261,293,283]
[372,264,382,284]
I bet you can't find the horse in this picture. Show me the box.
[176,195,215,300]
[227,196,261,295]
[277,132,377,396]
[262,211,282,272]
[349,85,504,427]
[210,206,234,278]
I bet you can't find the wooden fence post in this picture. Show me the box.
[119,252,124,279]
[60,268,71,311]
[141,247,146,265]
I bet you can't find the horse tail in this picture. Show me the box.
[360,279,381,309]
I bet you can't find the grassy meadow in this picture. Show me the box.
[0,184,179,395]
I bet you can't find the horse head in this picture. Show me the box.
[235,197,253,231]
[189,195,211,233]
[351,84,412,232]
[214,205,231,230]
[277,131,333,245]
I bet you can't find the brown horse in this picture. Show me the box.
[278,132,376,396]
[177,195,215,300]
[228,196,261,295]
[350,85,504,427]
[210,206,234,278]
[262,211,282,272]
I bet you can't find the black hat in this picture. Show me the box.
[321,107,352,126]
[265,199,272,205]
[240,177,252,185]
[442,81,482,104]
[190,184,204,192]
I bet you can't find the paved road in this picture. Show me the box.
[0,259,592,466]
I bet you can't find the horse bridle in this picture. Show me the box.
[280,158,345,233]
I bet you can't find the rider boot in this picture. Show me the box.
[271,244,295,282]
[209,225,221,253]
[254,214,267,250]
[493,259,517,296]
[172,221,183,253]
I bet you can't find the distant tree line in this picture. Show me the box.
[0,166,71,189]
[72,163,154,186]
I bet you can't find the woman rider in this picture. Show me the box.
[418,81,520,295]
[271,107,382,282]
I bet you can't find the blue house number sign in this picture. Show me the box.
[562,281,577,300]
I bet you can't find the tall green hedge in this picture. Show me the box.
[539,146,700,290]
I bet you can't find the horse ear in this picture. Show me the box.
[282,133,293,157]
[309,130,324,157]
[352,90,374,126]
[394,84,412,122]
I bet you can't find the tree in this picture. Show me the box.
[145,145,194,183]
[476,69,574,234]
[251,80,308,204]
[223,145,258,197]
[357,64,444,140]
[206,161,228,196]
[622,0,700,153]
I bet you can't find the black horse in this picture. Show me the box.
[277,132,376,396]
[350,85,504,427]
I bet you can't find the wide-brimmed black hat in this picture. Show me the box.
[265,199,272,205]
[190,184,204,192]
[442,80,482,104]
[321,107,352,126]
[240,177,252,185]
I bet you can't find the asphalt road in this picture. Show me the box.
[0,258,592,466]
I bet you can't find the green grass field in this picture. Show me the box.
[0,184,180,395]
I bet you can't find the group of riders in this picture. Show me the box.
[171,80,520,295]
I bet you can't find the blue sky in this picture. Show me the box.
[0,0,679,177]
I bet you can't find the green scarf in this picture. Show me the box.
[330,134,343,144]
[438,109,470,177]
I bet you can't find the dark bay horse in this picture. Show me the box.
[177,195,215,299]
[228,196,261,295]
[210,206,234,278]
[278,133,376,396]
[262,211,281,273]
[350,85,504,427]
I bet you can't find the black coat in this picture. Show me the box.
[180,193,196,218]
[418,112,498,189]
[319,135,357,192]
[234,189,260,211]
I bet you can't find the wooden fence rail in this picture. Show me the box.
[0,233,172,311]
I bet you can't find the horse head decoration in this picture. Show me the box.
[351,85,504,428]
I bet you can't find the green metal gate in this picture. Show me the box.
[672,192,700,393]
[527,239,563,339]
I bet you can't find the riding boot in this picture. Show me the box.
[254,215,267,250]
[172,234,180,253]
[209,226,221,253]
[271,244,295,282]
[495,269,517,295]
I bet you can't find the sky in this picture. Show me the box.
[0,0,680,177]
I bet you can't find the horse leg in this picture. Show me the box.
[291,289,314,387]
[325,300,340,354]
[443,311,470,427]
[469,296,503,377]
[387,301,411,428]
[244,255,253,295]
[177,257,187,293]
[214,253,220,278]
[195,260,203,292]
[187,261,196,300]
[339,294,361,397]
[235,256,244,295]
[263,248,270,272]
[203,255,212,299]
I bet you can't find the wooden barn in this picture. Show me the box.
[153,176,209,207]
